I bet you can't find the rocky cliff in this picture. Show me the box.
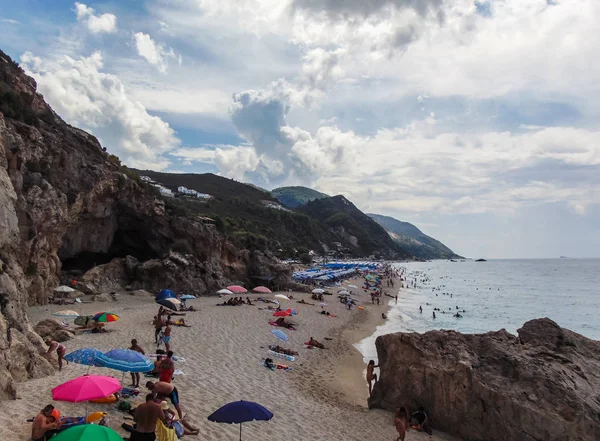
[369,318,600,441]
[0,49,287,398]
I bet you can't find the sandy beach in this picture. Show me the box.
[0,279,461,441]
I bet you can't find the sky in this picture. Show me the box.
[1,0,600,259]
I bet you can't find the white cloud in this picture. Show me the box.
[20,51,179,170]
[74,2,117,34]
[0,18,21,25]
[134,32,179,73]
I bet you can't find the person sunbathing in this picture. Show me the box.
[308,337,325,349]
[91,322,107,333]
[275,317,296,329]
[246,297,253,305]
[269,345,298,356]
[170,318,191,327]
[297,299,315,305]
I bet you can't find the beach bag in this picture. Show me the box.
[117,401,132,412]
[74,315,92,326]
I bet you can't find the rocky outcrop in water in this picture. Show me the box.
[368,318,600,441]
[0,49,288,398]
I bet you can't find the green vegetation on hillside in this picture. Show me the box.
[135,170,334,256]
[368,213,462,259]
[300,196,409,259]
[271,186,329,208]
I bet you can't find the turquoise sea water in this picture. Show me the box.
[357,258,600,361]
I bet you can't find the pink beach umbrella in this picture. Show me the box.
[227,285,248,294]
[52,375,121,403]
[253,286,272,294]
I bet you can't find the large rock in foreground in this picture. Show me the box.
[369,318,600,441]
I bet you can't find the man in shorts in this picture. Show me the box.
[131,394,166,441]
[146,381,183,419]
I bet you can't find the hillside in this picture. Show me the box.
[272,186,329,208]
[300,196,410,259]
[368,213,461,259]
[135,170,334,255]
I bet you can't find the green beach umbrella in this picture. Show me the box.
[52,424,123,441]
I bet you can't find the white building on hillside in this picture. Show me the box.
[177,186,212,199]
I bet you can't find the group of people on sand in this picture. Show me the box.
[218,296,252,306]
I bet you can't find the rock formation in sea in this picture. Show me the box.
[368,318,600,441]
[0,49,288,398]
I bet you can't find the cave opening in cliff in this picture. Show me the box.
[60,229,159,273]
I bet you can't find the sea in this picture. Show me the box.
[356,258,600,362]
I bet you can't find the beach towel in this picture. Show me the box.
[268,350,295,361]
[156,419,179,441]
[57,416,86,431]
[261,361,292,371]
[268,321,296,330]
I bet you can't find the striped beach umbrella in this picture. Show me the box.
[92,312,119,323]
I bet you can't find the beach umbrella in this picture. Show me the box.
[156,289,176,302]
[227,285,247,294]
[348,284,358,288]
[157,298,180,311]
[54,285,75,293]
[208,400,273,441]
[52,375,121,403]
[311,289,324,294]
[96,349,153,373]
[217,289,233,295]
[181,294,196,300]
[53,310,80,318]
[253,286,272,294]
[273,294,289,301]
[271,329,289,342]
[92,312,119,323]
[319,302,328,307]
[52,424,122,441]
[272,309,291,317]
[64,349,103,368]
[338,290,350,295]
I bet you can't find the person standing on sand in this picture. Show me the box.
[164,320,172,352]
[153,315,165,344]
[129,339,145,388]
[159,351,175,383]
[131,393,166,441]
[366,360,380,397]
[146,381,183,420]
[45,339,67,371]
[395,294,398,305]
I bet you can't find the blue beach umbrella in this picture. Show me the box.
[181,295,196,300]
[64,348,103,370]
[96,349,153,373]
[155,289,176,302]
[208,400,273,441]
[271,329,289,342]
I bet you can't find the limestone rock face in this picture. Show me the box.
[368,318,600,441]
[0,50,287,399]
[33,319,74,342]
